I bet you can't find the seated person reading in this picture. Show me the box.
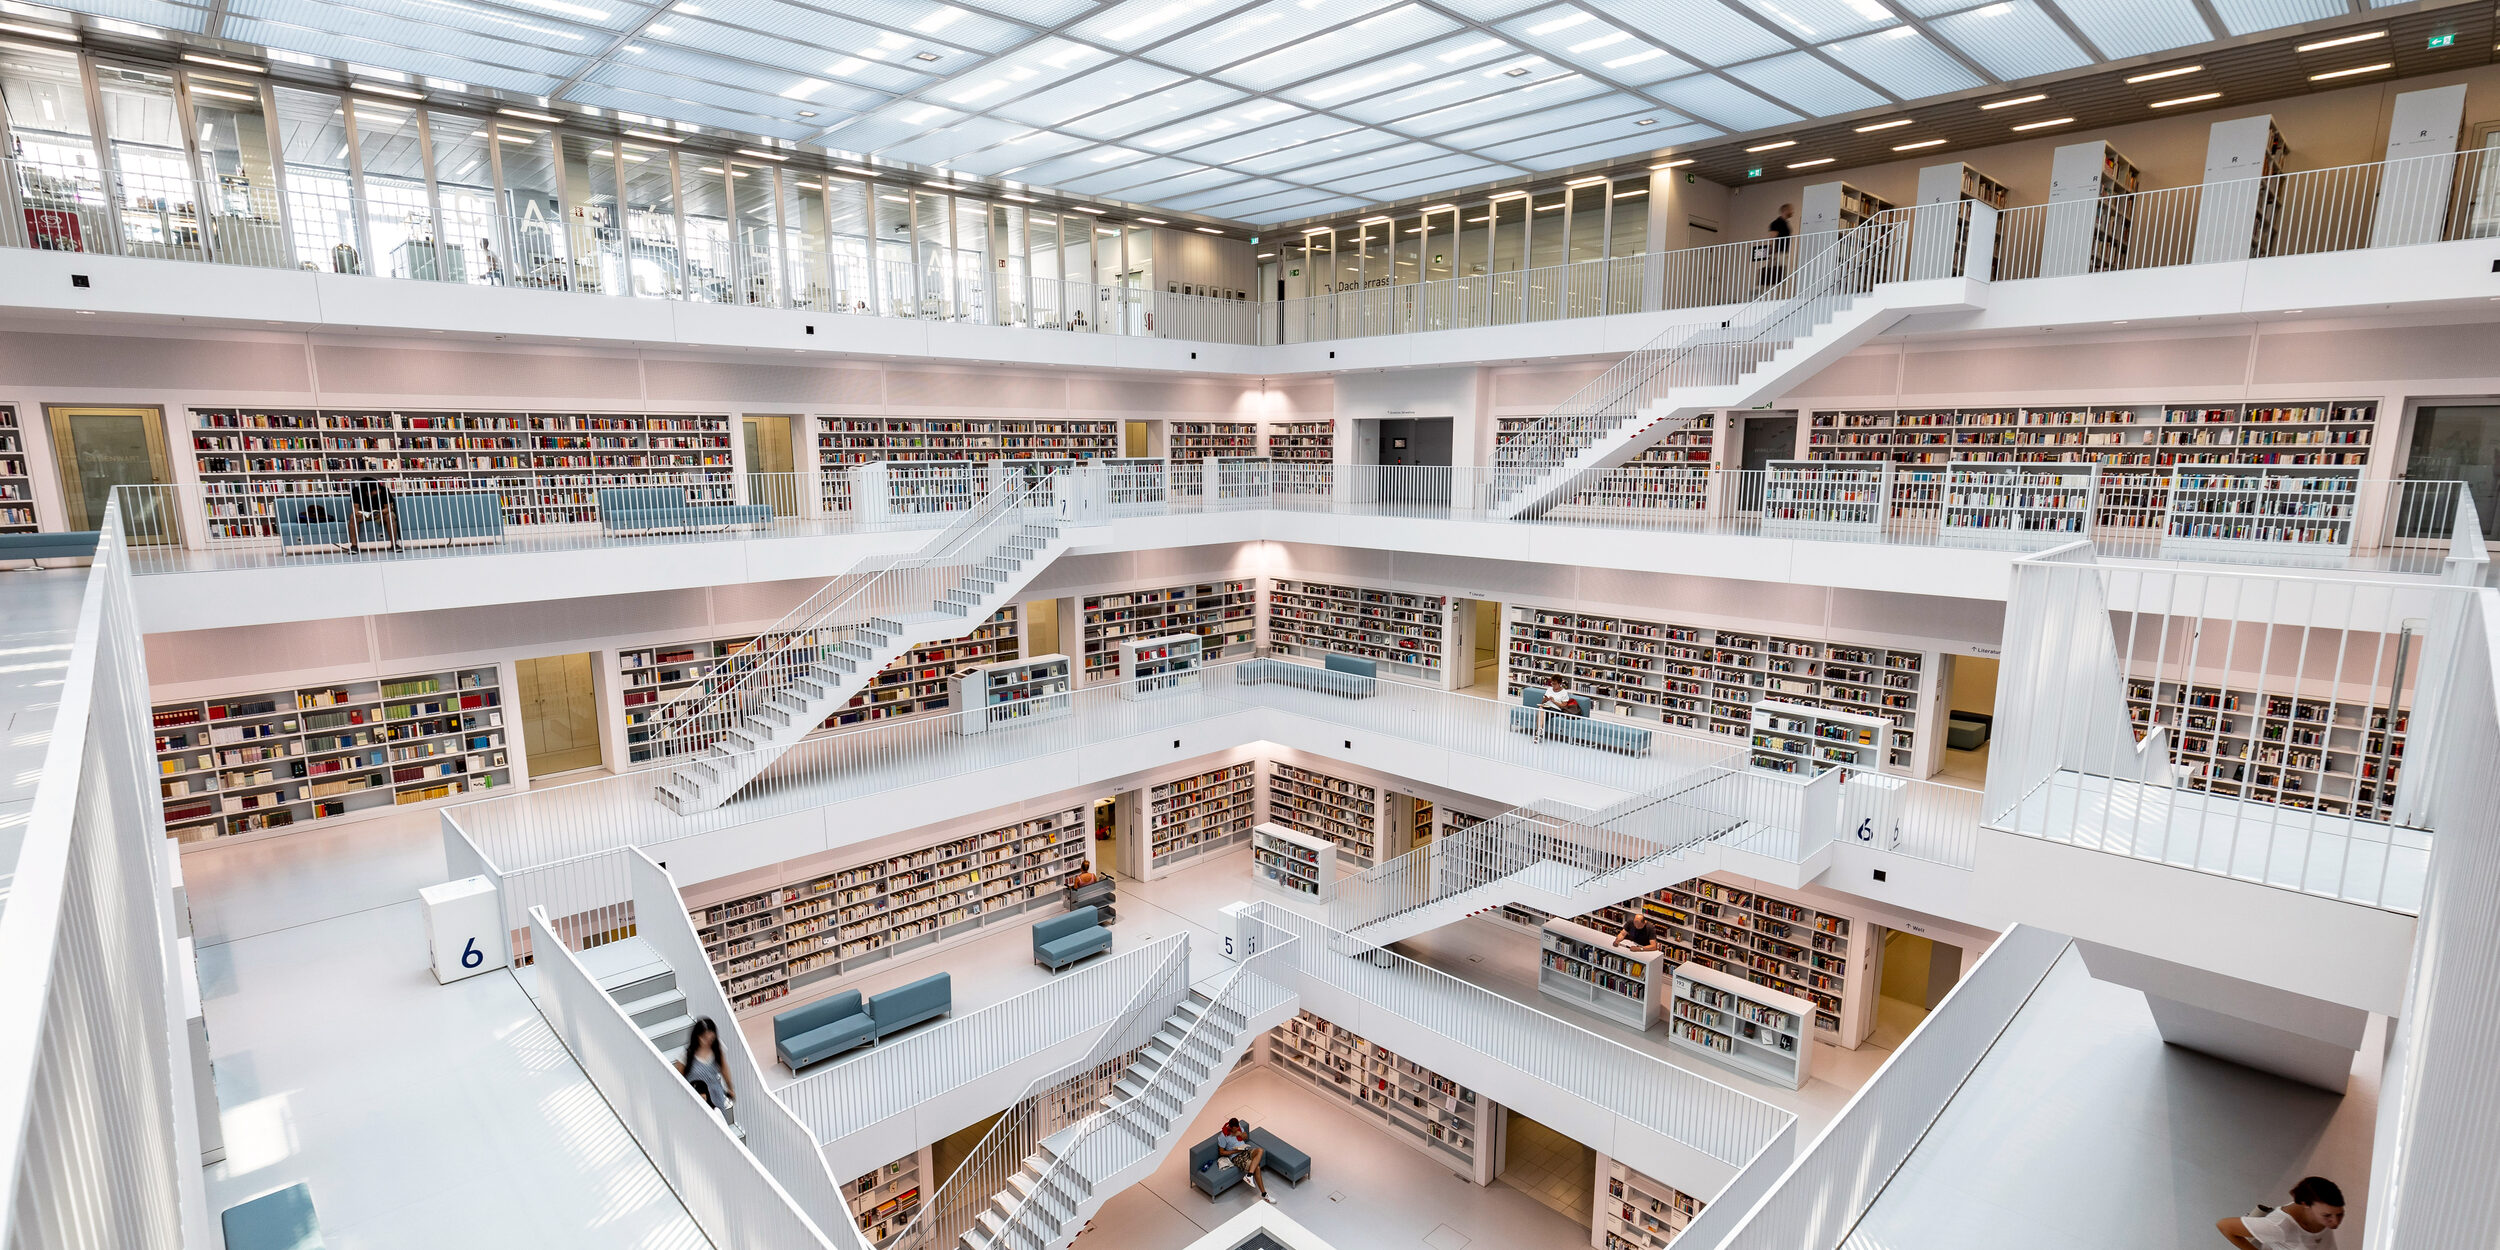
[1614,911,1664,952]
[1215,1119,1272,1202]
[1536,676,1584,738]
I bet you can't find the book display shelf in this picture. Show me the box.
[1507,605,1928,772]
[1077,580,1257,683]
[188,408,734,539]
[1939,462,2098,537]
[1118,632,1205,698]
[1668,962,1814,1088]
[1152,761,1259,867]
[1762,459,1889,535]
[1538,918,1665,1029]
[847,1150,926,1248]
[1168,421,1258,461]
[1573,874,1868,1042]
[691,806,1090,1012]
[1267,762,1381,867]
[2160,465,2361,554]
[154,667,508,843]
[621,609,1017,761]
[1595,1158,1707,1250]
[1251,822,1336,901]
[0,406,33,533]
[1268,1011,1484,1178]
[1747,699,1890,775]
[1410,798,1436,847]
[1266,579,1450,681]
[2126,677,2408,819]
[813,416,1118,512]
[1268,420,1335,462]
[952,653,1071,735]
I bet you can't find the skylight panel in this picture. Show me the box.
[1928,0,2089,79]
[1601,0,1794,65]
[1067,0,1242,51]
[991,60,1186,127]
[813,99,970,151]
[2200,0,2339,36]
[1168,112,1349,164]
[1226,126,1400,174]
[1478,110,1704,162]
[928,37,1110,106]
[1493,7,1694,80]
[935,126,1088,174]
[1081,162,1243,200]
[1156,175,1301,211]
[1726,49,1888,115]
[941,0,1091,25]
[1433,97,1655,149]
[998,143,1154,186]
[1328,152,1513,195]
[1336,60,1563,124]
[1056,154,1212,194]
[1391,71,1603,135]
[54,0,205,32]
[1644,74,1800,129]
[1816,25,1982,95]
[1215,3,1459,90]
[220,15,574,91]
[1148,0,1403,74]
[1491,123,1716,169]
[876,114,1042,164]
[2047,0,2210,56]
[1060,78,1245,141]
[657,0,957,90]
[1292,139,1445,185]
[232,0,593,71]
[1428,0,1544,19]
[565,79,824,136]
[1725,0,1898,42]
[829,0,1030,54]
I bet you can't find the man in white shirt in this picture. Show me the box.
[1536,677,1583,740]
[2217,1177,2344,1249]
[1214,1119,1272,1202]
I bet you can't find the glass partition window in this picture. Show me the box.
[823,176,869,311]
[872,185,913,315]
[427,109,497,284]
[680,159,731,303]
[997,203,1027,325]
[96,65,201,259]
[3,43,108,251]
[729,162,776,305]
[779,171,827,309]
[273,87,354,272]
[559,132,617,293]
[353,100,435,280]
[495,124,565,288]
[1064,216,1095,330]
[1119,221,1149,334]
[186,73,282,267]
[1028,210,1061,325]
[1608,179,1649,313]
[619,143,677,297]
[912,189,951,317]
[959,198,995,324]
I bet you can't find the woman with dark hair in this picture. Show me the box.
[2218,1177,2344,1249]
[678,1017,736,1124]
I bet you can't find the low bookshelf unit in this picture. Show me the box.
[1251,822,1336,901]
[1538,917,1665,1029]
[1668,961,1815,1088]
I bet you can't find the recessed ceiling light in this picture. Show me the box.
[1651,158,1694,169]
[1980,92,2046,110]
[75,309,95,315]
[352,81,423,100]
[1503,66,1530,76]
[797,110,818,118]
[1855,119,1912,132]
[499,107,562,122]
[2150,92,2220,108]
[1745,139,1795,152]
[625,128,683,143]
[1787,157,1834,168]
[914,51,940,61]
[182,54,264,73]
[2124,64,2200,83]
[1634,118,1657,126]
[736,148,788,161]
[2011,116,2075,131]
[1137,216,1168,224]
[2296,30,2382,52]
[1195,227,1222,234]
[1893,138,1945,150]
[2310,62,2392,80]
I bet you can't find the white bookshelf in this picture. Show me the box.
[688,806,1090,1012]
[1939,461,2097,538]
[1267,761,1381,867]
[1594,1156,1707,1250]
[1117,632,1204,699]
[1747,699,1890,775]
[1268,420,1334,462]
[0,405,34,533]
[1151,760,1258,867]
[1267,1011,1484,1179]
[1251,822,1336,901]
[2126,676,2408,820]
[1668,961,1814,1089]
[1266,578,1450,681]
[1538,917,1664,1029]
[1077,580,1258,684]
[2161,464,2362,555]
[814,416,1118,513]
[952,653,1071,735]
[154,667,510,844]
[1761,459,1890,536]
[2044,139,2142,277]
[846,1147,929,1248]
[1168,421,1258,460]
[1572,874,1869,1043]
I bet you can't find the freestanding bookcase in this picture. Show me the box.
[1116,632,1204,699]
[1537,917,1665,1029]
[1667,961,1815,1089]
[1251,822,1336,902]
[1939,461,2098,539]
[1761,460,1890,537]
[951,653,1071,735]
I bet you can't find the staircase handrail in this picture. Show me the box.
[890,933,1194,1250]
[1493,207,1921,500]
[643,467,1063,759]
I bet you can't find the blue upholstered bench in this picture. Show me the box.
[774,990,875,1072]
[1249,1128,1310,1184]
[1189,1128,1309,1197]
[270,495,377,551]
[596,486,772,535]
[1033,906,1113,971]
[395,492,504,547]
[1508,688,1652,756]
[222,1182,323,1249]
[1239,656,1377,699]
[1190,1137,1248,1198]
[867,972,951,1040]
[0,530,100,566]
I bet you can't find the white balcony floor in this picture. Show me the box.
[184,806,711,1250]
[1842,946,2379,1250]
[126,513,864,576]
[0,568,87,924]
[2003,770,2428,913]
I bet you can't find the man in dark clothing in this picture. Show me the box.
[1760,203,1795,288]
[349,476,400,553]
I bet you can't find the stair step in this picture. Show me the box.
[642,1012,694,1055]
[618,986,687,1029]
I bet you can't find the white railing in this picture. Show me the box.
[0,501,199,1250]
[1683,924,2071,1250]
[527,906,846,1250]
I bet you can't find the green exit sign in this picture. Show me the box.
[2428,32,2454,47]
[1747,167,1763,178]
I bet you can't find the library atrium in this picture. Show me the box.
[7,0,2500,1247]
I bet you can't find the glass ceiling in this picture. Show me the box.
[15,0,2347,221]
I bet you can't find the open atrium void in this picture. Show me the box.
[6,0,2500,1249]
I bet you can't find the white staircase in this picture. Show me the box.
[1492,209,1986,520]
[578,936,755,1141]
[649,474,1095,814]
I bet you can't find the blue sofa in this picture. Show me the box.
[1508,688,1653,756]
[0,530,100,566]
[1189,1138,1248,1198]
[774,990,876,1072]
[868,972,951,1041]
[396,492,504,546]
[222,1182,323,1249]
[1240,656,1377,699]
[1033,906,1113,971]
[270,494,377,551]
[597,486,772,535]
[1249,1128,1310,1184]
[1189,1127,1310,1198]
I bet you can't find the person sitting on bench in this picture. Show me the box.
[349,475,400,553]
[1216,1118,1273,1202]
[1536,676,1583,740]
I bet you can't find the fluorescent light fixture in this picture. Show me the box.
[2150,92,2219,108]
[1256,252,1274,258]
[2296,30,2382,51]
[1651,158,1694,169]
[2124,64,2199,82]
[1196,227,1222,234]
[499,107,562,122]
[1979,92,2045,109]
[625,128,683,143]
[1565,175,1606,185]
[0,20,78,41]
[1787,157,1834,168]
[2310,62,2392,80]
[2011,116,2074,130]
[736,148,789,161]
[922,181,962,190]
[189,85,257,102]
[1303,226,1331,233]
[351,81,423,99]
[1467,215,1490,222]
[1490,189,1531,199]
[1744,139,1795,152]
[183,54,264,72]
[1137,216,1168,224]
[836,166,877,176]
[1614,188,1647,197]
[1422,204,1456,213]
[1002,193,1037,202]
[1097,227,1118,235]
[880,194,910,203]
[1854,118,1911,132]
[795,180,822,189]
[1359,215,1392,224]
[1071,206,1106,214]
[1893,138,1945,150]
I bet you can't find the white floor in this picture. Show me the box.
[0,569,87,917]
[184,805,713,1249]
[1844,947,2380,1250]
